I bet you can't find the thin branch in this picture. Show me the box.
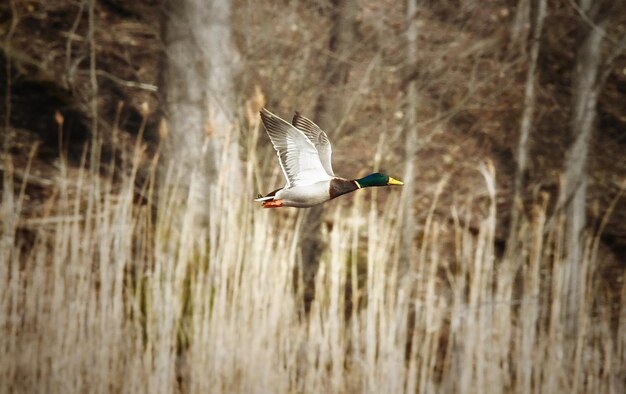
[333,53,380,138]
[3,0,19,155]
[568,0,622,47]
[600,32,626,85]
[95,70,158,92]
[0,162,54,188]
[88,0,100,175]
[88,0,98,132]
[64,0,86,89]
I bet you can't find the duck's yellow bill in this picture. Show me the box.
[388,177,404,185]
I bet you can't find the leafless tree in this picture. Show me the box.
[300,0,357,312]
[161,0,240,228]
[400,0,419,278]
[561,0,622,334]
[510,0,531,54]
[509,0,546,245]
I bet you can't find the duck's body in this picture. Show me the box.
[256,109,403,208]
[259,178,359,208]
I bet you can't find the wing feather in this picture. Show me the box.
[260,109,331,187]
[292,112,334,176]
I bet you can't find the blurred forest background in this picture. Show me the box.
[1,0,626,392]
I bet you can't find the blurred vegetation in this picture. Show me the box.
[1,0,625,252]
[1,0,625,392]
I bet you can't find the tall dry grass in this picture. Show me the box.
[1,122,625,393]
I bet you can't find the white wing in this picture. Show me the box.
[260,108,332,187]
[291,112,334,176]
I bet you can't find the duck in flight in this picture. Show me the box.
[255,108,403,208]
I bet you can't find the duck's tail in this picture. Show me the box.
[254,194,274,202]
[254,188,282,202]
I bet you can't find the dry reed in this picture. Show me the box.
[1,128,624,393]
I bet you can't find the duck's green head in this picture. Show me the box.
[355,173,404,188]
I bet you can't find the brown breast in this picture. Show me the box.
[329,178,359,199]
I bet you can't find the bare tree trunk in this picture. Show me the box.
[514,0,546,194]
[399,0,419,278]
[300,0,356,313]
[509,0,546,245]
[313,0,357,131]
[160,1,239,385]
[510,0,530,53]
[161,0,240,229]
[562,5,607,335]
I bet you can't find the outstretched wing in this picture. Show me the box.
[260,108,332,187]
[291,112,334,176]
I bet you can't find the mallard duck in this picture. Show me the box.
[255,108,403,208]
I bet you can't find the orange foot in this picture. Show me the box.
[262,200,284,208]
